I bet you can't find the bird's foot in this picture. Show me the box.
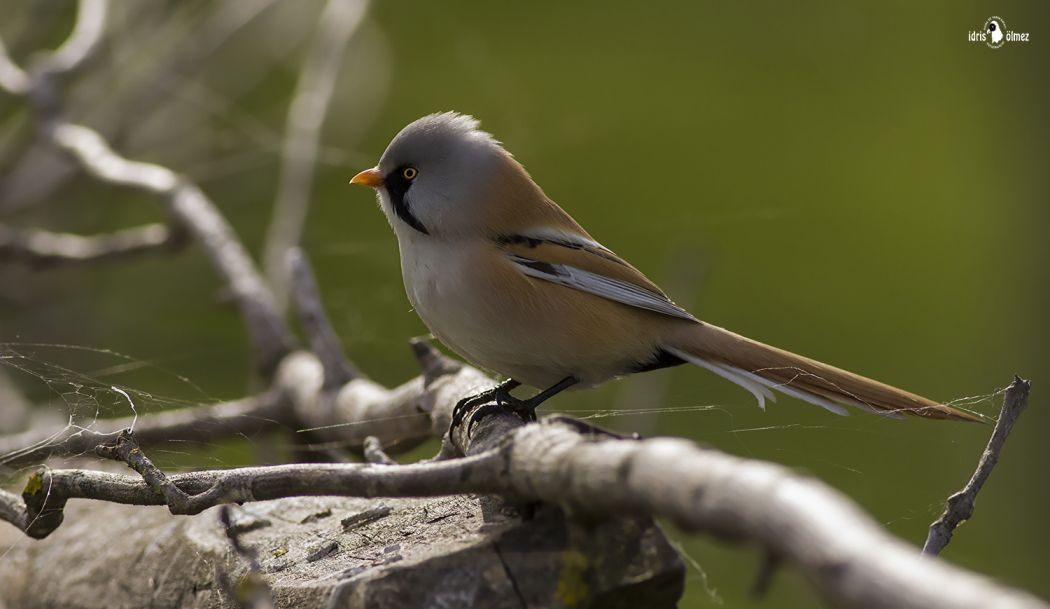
[497,376,577,424]
[450,390,491,431]
[497,394,539,423]
[450,380,521,431]
[464,395,537,435]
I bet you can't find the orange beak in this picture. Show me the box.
[350,167,384,188]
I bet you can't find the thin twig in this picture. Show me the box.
[42,0,109,75]
[217,506,275,609]
[14,448,507,539]
[411,336,463,386]
[263,0,369,310]
[751,551,781,599]
[0,0,108,95]
[0,1,285,215]
[0,222,185,266]
[923,376,1032,555]
[0,4,296,376]
[95,429,203,512]
[48,124,295,373]
[0,344,486,470]
[0,38,29,95]
[287,247,360,387]
[0,390,286,469]
[0,488,27,532]
[22,0,108,122]
[362,436,397,465]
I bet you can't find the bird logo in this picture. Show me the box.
[984,16,1007,48]
[969,16,1028,49]
[988,20,1004,45]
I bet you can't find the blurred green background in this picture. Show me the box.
[1,1,1047,607]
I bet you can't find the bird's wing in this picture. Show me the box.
[497,232,699,323]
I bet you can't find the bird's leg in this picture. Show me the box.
[451,378,521,430]
[453,376,578,433]
[500,376,579,422]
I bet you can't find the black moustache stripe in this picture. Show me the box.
[393,196,429,235]
[385,168,429,235]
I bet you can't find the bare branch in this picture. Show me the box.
[0,1,286,215]
[0,391,287,469]
[42,0,109,75]
[0,222,185,266]
[15,449,507,539]
[9,342,1024,604]
[94,429,203,512]
[263,0,369,310]
[497,422,1046,609]
[0,38,29,95]
[276,344,493,455]
[923,376,1032,555]
[362,436,397,465]
[217,506,275,609]
[0,343,487,469]
[0,12,297,375]
[5,409,1046,609]
[287,247,360,387]
[45,126,287,353]
[11,0,108,123]
[43,124,295,372]
[411,336,463,384]
[0,488,27,532]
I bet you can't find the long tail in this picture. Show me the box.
[665,323,981,422]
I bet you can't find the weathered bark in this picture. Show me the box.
[0,491,683,609]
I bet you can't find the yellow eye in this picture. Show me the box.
[402,167,418,180]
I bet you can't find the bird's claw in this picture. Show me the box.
[450,390,489,430]
[500,395,538,422]
[450,383,535,432]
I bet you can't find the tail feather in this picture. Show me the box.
[666,323,982,422]
[678,353,776,411]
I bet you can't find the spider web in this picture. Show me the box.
[0,340,1005,472]
[0,342,239,475]
[0,340,1009,597]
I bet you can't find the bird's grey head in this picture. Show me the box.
[365,112,508,239]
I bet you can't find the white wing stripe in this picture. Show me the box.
[664,348,774,411]
[507,254,699,322]
[662,347,900,418]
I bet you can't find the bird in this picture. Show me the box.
[988,20,1004,44]
[350,112,980,425]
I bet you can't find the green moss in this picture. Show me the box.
[555,550,590,606]
[23,473,43,496]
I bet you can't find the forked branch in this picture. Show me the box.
[924,376,1032,555]
[0,222,186,266]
